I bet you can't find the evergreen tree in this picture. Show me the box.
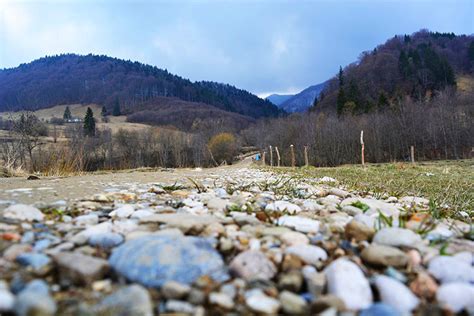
[398,50,409,78]
[336,88,346,116]
[377,92,389,108]
[338,66,344,87]
[112,99,121,116]
[101,106,107,117]
[468,41,474,62]
[63,106,72,120]
[83,107,96,137]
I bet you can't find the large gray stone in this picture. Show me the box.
[2,204,44,222]
[229,250,276,281]
[374,275,419,313]
[428,256,474,284]
[94,284,153,316]
[109,235,227,287]
[53,252,109,285]
[373,227,422,248]
[14,280,56,316]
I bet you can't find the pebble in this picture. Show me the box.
[14,280,56,316]
[53,251,109,285]
[0,281,15,312]
[245,289,281,314]
[109,235,227,287]
[130,209,154,220]
[16,253,51,274]
[74,213,99,226]
[409,272,438,299]
[324,258,373,310]
[436,282,474,313]
[209,292,235,309]
[373,227,422,248]
[94,284,153,316]
[345,219,375,241]
[280,231,309,246]
[277,215,320,233]
[165,300,196,314]
[360,303,400,316]
[2,204,44,222]
[279,290,307,314]
[374,275,419,313]
[265,201,301,214]
[109,204,135,218]
[161,281,191,299]
[285,244,328,266]
[428,255,474,284]
[88,232,124,249]
[229,250,276,281]
[361,244,408,267]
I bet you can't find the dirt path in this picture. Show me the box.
[0,163,249,206]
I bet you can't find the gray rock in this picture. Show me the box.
[209,292,235,309]
[374,275,419,313]
[16,253,51,274]
[428,256,474,284]
[373,227,422,248]
[88,232,124,249]
[245,289,281,314]
[94,284,153,316]
[277,215,320,234]
[130,210,154,220]
[341,198,400,218]
[280,231,309,246]
[0,281,15,312]
[71,222,113,245]
[265,201,301,214]
[161,281,191,299]
[341,205,363,216]
[14,280,56,316]
[109,204,135,218]
[285,244,328,266]
[109,235,227,287]
[2,204,44,222]
[279,290,307,314]
[53,251,109,285]
[74,213,99,226]
[139,213,220,234]
[324,258,373,310]
[361,244,408,267]
[229,250,276,281]
[165,300,196,314]
[436,282,474,313]
[345,219,375,241]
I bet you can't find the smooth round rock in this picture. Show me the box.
[94,284,153,316]
[0,281,15,312]
[436,282,474,313]
[229,250,276,281]
[324,258,373,310]
[374,275,419,313]
[277,216,320,234]
[88,232,124,249]
[360,303,400,316]
[361,245,408,267]
[245,289,281,314]
[109,235,228,287]
[285,245,328,266]
[2,204,44,222]
[14,280,56,316]
[428,256,474,284]
[373,227,422,248]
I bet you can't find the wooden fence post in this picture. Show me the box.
[410,145,415,164]
[304,146,309,167]
[275,147,281,167]
[269,146,273,167]
[360,130,365,166]
[290,144,296,167]
[262,151,266,166]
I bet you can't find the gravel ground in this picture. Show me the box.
[0,162,473,315]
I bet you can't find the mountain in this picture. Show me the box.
[0,54,281,119]
[279,81,327,112]
[316,30,474,114]
[266,94,293,106]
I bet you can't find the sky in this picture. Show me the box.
[1,0,473,97]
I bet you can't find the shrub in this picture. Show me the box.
[208,133,238,164]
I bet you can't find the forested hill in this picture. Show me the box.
[315,30,474,114]
[0,54,281,118]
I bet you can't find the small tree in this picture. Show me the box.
[208,133,238,164]
[63,106,72,120]
[113,99,121,116]
[101,106,107,117]
[83,107,96,137]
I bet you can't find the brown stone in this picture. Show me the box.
[409,272,438,300]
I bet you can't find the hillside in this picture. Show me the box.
[266,94,293,106]
[0,54,281,119]
[315,30,474,114]
[279,81,327,112]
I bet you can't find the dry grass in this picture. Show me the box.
[270,159,474,219]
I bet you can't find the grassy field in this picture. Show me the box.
[271,159,474,219]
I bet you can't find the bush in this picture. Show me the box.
[208,133,238,164]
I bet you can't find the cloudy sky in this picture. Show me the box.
[1,0,473,97]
